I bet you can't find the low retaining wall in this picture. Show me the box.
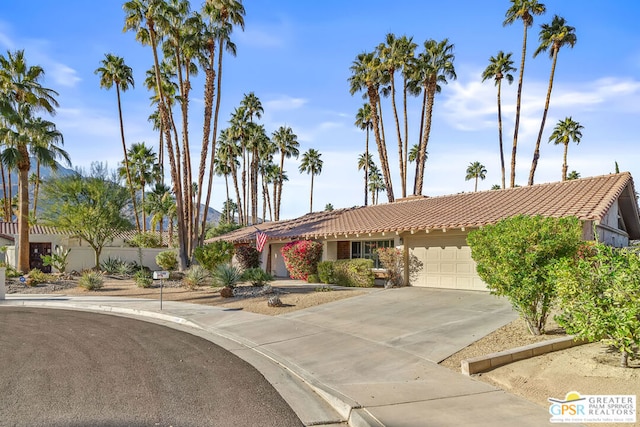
[462,335,589,375]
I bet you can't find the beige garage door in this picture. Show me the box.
[408,233,487,291]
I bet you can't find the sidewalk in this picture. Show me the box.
[1,288,556,426]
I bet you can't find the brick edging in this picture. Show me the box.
[461,335,589,375]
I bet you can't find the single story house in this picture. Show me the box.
[210,173,640,291]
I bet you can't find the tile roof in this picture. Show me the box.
[208,173,640,243]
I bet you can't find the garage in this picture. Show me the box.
[407,232,487,291]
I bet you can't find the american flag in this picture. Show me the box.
[256,230,268,252]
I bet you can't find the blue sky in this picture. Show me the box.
[2,1,640,220]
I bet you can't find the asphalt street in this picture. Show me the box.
[0,307,303,427]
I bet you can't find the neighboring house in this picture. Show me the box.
[0,223,173,272]
[210,173,640,291]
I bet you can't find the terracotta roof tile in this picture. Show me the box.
[210,173,640,243]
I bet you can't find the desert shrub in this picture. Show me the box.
[134,269,153,288]
[315,285,332,292]
[211,263,242,289]
[268,295,283,307]
[376,247,424,287]
[235,245,261,269]
[281,240,323,281]
[307,274,320,283]
[552,244,640,367]
[193,241,234,271]
[242,268,273,287]
[317,261,335,284]
[183,265,209,289]
[26,268,50,286]
[156,250,178,271]
[100,257,135,276]
[79,271,104,290]
[2,264,20,278]
[41,246,71,273]
[117,261,136,277]
[333,258,375,287]
[127,232,163,248]
[467,215,582,335]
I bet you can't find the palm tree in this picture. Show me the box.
[217,128,243,224]
[566,170,580,180]
[29,118,70,218]
[124,0,189,270]
[298,148,323,213]
[411,38,456,195]
[0,49,59,272]
[377,33,408,198]
[357,152,374,206]
[354,104,372,205]
[465,162,487,192]
[349,51,394,202]
[368,164,385,205]
[482,51,515,189]
[272,125,299,221]
[145,182,173,238]
[528,15,577,185]
[549,117,583,181]
[123,142,160,232]
[503,0,546,187]
[200,0,245,237]
[95,53,140,231]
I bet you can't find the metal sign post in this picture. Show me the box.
[153,271,170,310]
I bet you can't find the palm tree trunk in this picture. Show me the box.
[149,22,188,270]
[201,40,225,243]
[414,88,428,194]
[415,80,436,195]
[367,85,394,202]
[309,173,314,213]
[117,85,141,232]
[528,50,559,186]
[364,127,369,206]
[0,162,8,221]
[32,160,41,219]
[231,162,243,224]
[17,153,30,272]
[402,77,409,198]
[389,74,405,198]
[510,23,529,188]
[196,44,215,243]
[276,154,285,221]
[562,143,569,181]
[497,81,506,189]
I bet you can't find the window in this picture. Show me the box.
[351,240,393,268]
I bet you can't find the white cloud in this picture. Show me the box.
[238,27,287,49]
[264,95,308,111]
[50,63,81,87]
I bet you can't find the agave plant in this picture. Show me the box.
[211,264,243,289]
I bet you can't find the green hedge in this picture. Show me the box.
[317,261,335,284]
[333,258,375,287]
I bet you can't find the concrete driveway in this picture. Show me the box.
[280,286,517,362]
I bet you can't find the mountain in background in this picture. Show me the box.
[1,160,222,227]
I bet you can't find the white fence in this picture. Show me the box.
[5,246,176,273]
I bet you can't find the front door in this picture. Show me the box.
[29,243,52,273]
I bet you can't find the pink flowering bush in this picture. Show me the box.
[281,240,323,280]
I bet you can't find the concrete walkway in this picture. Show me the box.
[1,287,557,426]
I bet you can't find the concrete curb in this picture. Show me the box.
[461,335,589,375]
[1,298,363,427]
